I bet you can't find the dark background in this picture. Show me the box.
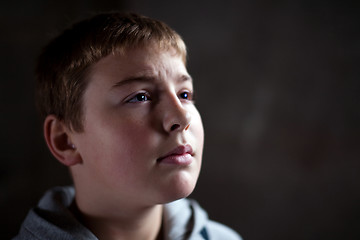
[1,0,359,239]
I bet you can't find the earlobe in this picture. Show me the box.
[44,115,82,166]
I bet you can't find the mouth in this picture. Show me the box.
[157,144,194,166]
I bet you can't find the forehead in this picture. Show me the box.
[85,45,191,94]
[91,46,187,79]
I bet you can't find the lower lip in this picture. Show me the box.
[158,153,193,166]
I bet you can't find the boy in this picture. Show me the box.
[13,12,242,240]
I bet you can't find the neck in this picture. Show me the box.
[71,202,164,240]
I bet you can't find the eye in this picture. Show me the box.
[179,91,194,101]
[127,92,151,103]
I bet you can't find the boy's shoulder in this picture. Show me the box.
[205,220,242,240]
[12,186,97,240]
[164,198,242,240]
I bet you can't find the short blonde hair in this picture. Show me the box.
[36,12,187,132]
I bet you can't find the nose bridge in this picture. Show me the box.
[162,92,191,133]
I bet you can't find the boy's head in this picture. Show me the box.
[36,12,187,132]
[38,12,204,208]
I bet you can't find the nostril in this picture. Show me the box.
[170,124,180,131]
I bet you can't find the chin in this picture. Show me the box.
[157,171,199,204]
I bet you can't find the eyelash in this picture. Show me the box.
[126,90,194,103]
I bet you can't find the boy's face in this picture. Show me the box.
[70,45,204,209]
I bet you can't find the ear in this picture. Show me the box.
[44,115,82,166]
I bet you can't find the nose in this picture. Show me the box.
[162,96,192,133]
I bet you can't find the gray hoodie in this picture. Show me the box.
[13,186,242,240]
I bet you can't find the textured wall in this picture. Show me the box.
[1,0,359,239]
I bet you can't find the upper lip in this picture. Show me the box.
[158,144,193,161]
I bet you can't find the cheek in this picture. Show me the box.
[80,119,158,187]
[80,117,157,165]
[104,118,158,159]
[112,119,145,140]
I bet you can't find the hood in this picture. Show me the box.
[163,197,210,240]
[14,186,240,240]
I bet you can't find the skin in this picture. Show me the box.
[44,44,204,240]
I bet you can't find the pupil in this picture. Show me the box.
[181,92,188,99]
[137,94,146,101]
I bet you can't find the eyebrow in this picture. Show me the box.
[111,74,193,89]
